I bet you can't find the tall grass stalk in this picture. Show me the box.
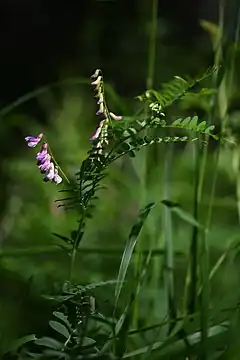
[146,0,158,90]
[200,13,240,359]
[230,8,240,223]
[198,1,240,358]
[183,2,228,359]
[199,2,225,358]
[132,0,159,328]
[183,137,200,315]
[163,144,176,332]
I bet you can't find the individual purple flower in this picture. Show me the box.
[53,168,62,185]
[38,155,51,173]
[37,153,51,168]
[43,162,55,182]
[25,133,43,147]
[90,120,105,141]
[36,143,51,173]
[36,142,48,162]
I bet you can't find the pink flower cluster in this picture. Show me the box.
[25,134,62,185]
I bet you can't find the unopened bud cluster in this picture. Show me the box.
[90,69,122,152]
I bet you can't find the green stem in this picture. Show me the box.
[0,78,88,118]
[184,138,200,315]
[163,144,176,332]
[199,3,226,359]
[132,0,158,329]
[0,246,184,258]
[233,147,240,222]
[69,247,77,283]
[147,0,158,90]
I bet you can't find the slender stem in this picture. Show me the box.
[163,144,176,332]
[229,6,240,222]
[184,138,200,315]
[0,246,184,258]
[0,78,89,118]
[147,0,158,90]
[199,14,240,354]
[132,0,158,329]
[233,146,240,222]
[199,2,226,359]
[69,247,77,283]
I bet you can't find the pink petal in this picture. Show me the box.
[90,120,104,141]
[37,152,50,163]
[44,163,55,181]
[53,169,62,184]
[38,159,51,173]
[109,112,122,121]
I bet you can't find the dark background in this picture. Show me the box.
[0,0,219,103]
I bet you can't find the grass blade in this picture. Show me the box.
[114,202,155,309]
[123,322,228,359]
[163,145,176,332]
[161,199,203,229]
[100,251,152,356]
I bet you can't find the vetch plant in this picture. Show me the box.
[6,67,220,360]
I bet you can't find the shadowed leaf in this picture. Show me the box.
[49,321,70,339]
[35,337,63,350]
[161,200,204,228]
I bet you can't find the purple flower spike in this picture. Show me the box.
[25,133,43,147]
[44,162,55,182]
[90,120,104,141]
[53,168,62,185]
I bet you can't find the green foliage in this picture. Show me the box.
[3,64,222,359]
[0,66,219,359]
[2,40,240,359]
[170,116,217,139]
[7,67,221,360]
[51,68,218,285]
[137,66,218,108]
[2,0,240,357]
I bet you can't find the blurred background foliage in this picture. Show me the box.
[0,0,240,357]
